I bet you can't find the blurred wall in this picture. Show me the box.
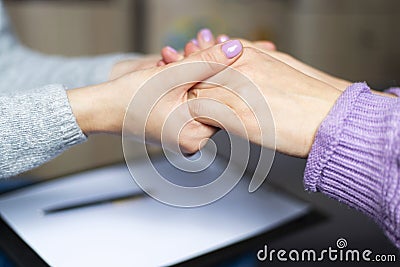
[142,0,290,53]
[290,0,400,89]
[6,0,135,55]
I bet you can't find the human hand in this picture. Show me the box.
[158,29,341,156]
[251,49,352,91]
[162,29,351,92]
[193,29,398,96]
[258,50,394,97]
[186,46,342,158]
[180,30,396,98]
[68,40,243,154]
[109,54,161,80]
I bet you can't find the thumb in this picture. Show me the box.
[159,40,243,92]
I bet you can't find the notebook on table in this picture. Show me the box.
[0,153,314,267]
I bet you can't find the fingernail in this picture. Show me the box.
[222,40,242,58]
[166,46,177,54]
[217,35,229,43]
[199,28,213,42]
[191,38,199,46]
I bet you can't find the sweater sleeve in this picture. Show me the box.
[304,82,400,248]
[0,1,141,178]
[385,87,400,97]
[0,46,128,92]
[0,84,87,179]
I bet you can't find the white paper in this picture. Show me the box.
[0,156,309,267]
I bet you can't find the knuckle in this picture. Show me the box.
[199,52,222,73]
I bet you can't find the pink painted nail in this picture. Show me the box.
[222,40,242,58]
[199,28,213,42]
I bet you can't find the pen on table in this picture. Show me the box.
[43,191,147,215]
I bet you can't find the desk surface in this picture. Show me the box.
[0,157,310,267]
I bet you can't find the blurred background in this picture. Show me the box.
[3,0,400,265]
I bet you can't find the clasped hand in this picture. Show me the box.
[68,29,342,158]
[160,29,342,158]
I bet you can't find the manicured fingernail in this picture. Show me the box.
[199,28,213,42]
[217,35,229,43]
[222,40,242,58]
[191,38,199,46]
[166,46,177,54]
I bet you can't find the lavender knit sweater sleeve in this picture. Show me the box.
[304,82,400,248]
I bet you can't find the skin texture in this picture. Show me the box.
[162,31,391,97]
[160,30,342,157]
[188,47,341,157]
[159,29,395,157]
[67,42,243,154]
[162,34,350,92]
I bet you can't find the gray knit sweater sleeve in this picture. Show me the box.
[0,1,137,178]
[0,85,86,178]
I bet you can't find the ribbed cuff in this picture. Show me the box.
[0,84,87,178]
[51,85,88,147]
[304,82,400,246]
[21,84,88,159]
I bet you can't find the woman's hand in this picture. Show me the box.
[174,29,392,97]
[162,29,351,92]
[187,46,342,158]
[67,40,243,154]
[157,30,341,156]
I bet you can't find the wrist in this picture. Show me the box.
[276,80,341,158]
[67,81,120,135]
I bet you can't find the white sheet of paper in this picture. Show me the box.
[0,156,309,267]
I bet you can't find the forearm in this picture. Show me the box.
[67,80,126,135]
[0,85,86,178]
[304,82,400,248]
